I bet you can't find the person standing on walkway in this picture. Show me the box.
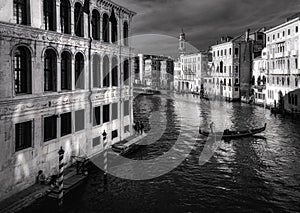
[136,121,140,134]
[210,122,215,134]
[140,122,145,134]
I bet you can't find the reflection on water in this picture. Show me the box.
[21,93,300,213]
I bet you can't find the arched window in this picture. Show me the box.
[123,59,129,86]
[14,46,32,94]
[44,0,56,31]
[74,3,84,37]
[93,55,101,88]
[61,51,72,90]
[44,49,57,92]
[75,53,85,89]
[123,22,129,46]
[112,57,118,87]
[102,13,109,43]
[13,0,30,25]
[110,9,118,43]
[92,10,100,40]
[103,56,110,87]
[60,0,71,34]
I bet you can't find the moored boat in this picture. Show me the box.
[199,123,267,139]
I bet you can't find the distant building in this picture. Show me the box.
[211,28,266,101]
[264,16,300,111]
[134,54,174,90]
[251,50,268,105]
[176,52,208,92]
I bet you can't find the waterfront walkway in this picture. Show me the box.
[0,134,146,213]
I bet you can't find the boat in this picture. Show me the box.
[111,143,134,156]
[199,123,267,139]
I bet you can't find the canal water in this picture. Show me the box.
[20,93,300,213]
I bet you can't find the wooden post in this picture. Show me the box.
[102,130,108,187]
[58,146,65,207]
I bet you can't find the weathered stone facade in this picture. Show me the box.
[0,0,135,201]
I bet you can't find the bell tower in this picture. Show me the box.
[179,28,186,55]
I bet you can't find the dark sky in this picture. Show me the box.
[114,0,300,56]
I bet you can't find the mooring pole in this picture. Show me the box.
[102,130,108,188]
[58,146,65,207]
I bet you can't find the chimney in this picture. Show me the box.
[245,29,250,42]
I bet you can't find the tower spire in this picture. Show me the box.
[179,28,186,55]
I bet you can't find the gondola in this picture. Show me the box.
[199,123,267,139]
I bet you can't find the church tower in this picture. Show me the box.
[179,28,186,55]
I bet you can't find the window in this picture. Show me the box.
[102,13,109,42]
[296,26,299,33]
[60,0,71,34]
[44,49,57,92]
[282,77,285,86]
[296,78,298,87]
[287,77,290,86]
[15,121,32,151]
[268,36,270,42]
[282,31,285,37]
[75,110,84,132]
[295,58,298,69]
[75,53,84,89]
[235,87,239,91]
[288,29,291,35]
[273,34,275,40]
[295,95,298,106]
[92,137,100,147]
[92,10,100,40]
[124,125,130,133]
[123,22,129,46]
[74,3,84,37]
[61,51,72,90]
[44,115,57,142]
[229,48,232,55]
[111,130,118,140]
[112,103,118,120]
[110,9,118,43]
[103,105,110,123]
[103,56,110,87]
[234,48,239,56]
[93,106,101,126]
[220,61,223,73]
[44,0,56,31]
[93,55,101,88]
[124,100,129,116]
[14,0,29,25]
[14,46,32,94]
[112,57,118,87]
[124,59,130,85]
[61,112,71,137]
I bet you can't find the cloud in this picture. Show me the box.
[114,0,300,54]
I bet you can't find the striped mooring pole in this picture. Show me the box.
[102,130,108,186]
[58,146,65,207]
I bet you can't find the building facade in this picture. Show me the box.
[251,50,268,105]
[175,52,208,93]
[265,16,300,111]
[211,29,265,101]
[0,0,135,201]
[134,54,174,90]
